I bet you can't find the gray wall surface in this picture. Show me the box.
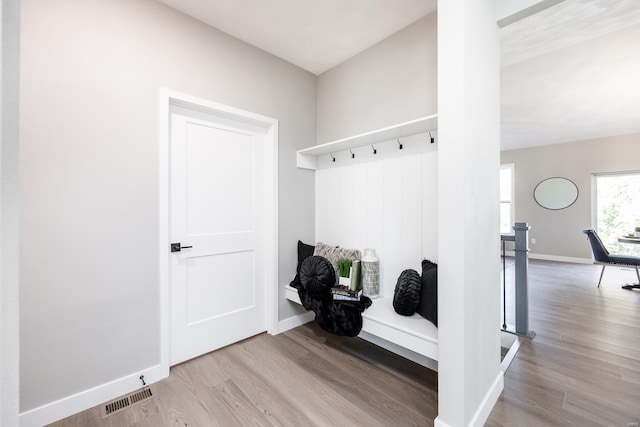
[501,132,640,260]
[316,12,437,144]
[20,0,315,412]
[1,0,21,425]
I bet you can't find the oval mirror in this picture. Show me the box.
[534,177,578,210]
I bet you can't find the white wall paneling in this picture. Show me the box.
[315,168,330,245]
[422,153,439,261]
[402,154,424,274]
[365,160,384,264]
[351,163,368,249]
[314,133,437,299]
[382,157,402,298]
[338,165,354,248]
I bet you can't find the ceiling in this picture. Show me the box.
[501,0,640,150]
[157,0,640,151]
[156,0,437,75]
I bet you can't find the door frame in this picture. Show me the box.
[158,88,279,374]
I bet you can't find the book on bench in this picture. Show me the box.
[331,286,362,301]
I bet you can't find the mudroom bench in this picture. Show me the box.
[285,284,438,370]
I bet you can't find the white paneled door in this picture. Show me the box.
[169,106,266,365]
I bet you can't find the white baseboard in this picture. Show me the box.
[503,250,592,264]
[469,370,504,427]
[434,417,453,427]
[529,253,592,264]
[500,336,522,373]
[19,364,168,427]
[434,371,504,427]
[276,311,314,334]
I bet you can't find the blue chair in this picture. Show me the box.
[582,229,640,288]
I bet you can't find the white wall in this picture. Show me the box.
[1,1,20,426]
[317,12,437,144]
[20,0,315,420]
[501,132,640,260]
[437,0,502,426]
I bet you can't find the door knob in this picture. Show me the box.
[171,243,193,253]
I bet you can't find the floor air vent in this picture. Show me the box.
[100,387,154,418]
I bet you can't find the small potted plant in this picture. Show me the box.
[337,258,352,288]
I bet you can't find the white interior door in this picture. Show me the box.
[169,105,266,366]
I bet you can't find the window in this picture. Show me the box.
[500,164,514,234]
[594,171,640,255]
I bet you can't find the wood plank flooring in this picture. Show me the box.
[48,321,437,427]
[487,260,640,426]
[49,260,640,426]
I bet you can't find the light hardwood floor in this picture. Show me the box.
[49,260,640,426]
[488,260,640,426]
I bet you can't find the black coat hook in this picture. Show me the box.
[350,149,355,159]
[371,145,377,154]
[429,130,434,144]
[397,139,403,150]
[330,153,335,162]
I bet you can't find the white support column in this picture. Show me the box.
[436,1,502,426]
[0,0,20,426]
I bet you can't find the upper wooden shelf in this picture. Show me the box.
[297,114,438,170]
